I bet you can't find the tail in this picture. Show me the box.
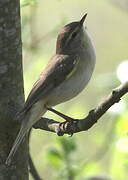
[5,119,28,166]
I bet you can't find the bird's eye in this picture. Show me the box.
[71,31,77,39]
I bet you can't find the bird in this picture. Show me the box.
[5,13,96,165]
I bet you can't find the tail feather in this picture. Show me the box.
[5,120,28,166]
[6,102,47,166]
[14,109,26,122]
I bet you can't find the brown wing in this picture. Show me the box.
[22,54,78,113]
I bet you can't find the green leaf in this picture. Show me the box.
[59,137,76,154]
[46,148,63,169]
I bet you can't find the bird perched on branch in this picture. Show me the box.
[6,13,96,165]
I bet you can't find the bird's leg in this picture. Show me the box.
[46,106,78,136]
[46,107,76,122]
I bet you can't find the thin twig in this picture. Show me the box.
[28,130,43,180]
[33,82,128,135]
[29,153,43,180]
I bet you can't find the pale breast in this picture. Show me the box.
[47,56,95,106]
[46,30,96,107]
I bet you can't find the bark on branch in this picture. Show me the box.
[33,82,128,135]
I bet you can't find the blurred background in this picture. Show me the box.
[21,0,128,179]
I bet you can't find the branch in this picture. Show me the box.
[33,82,128,135]
[28,130,44,180]
[29,153,43,180]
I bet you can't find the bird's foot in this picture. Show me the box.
[58,118,78,136]
[46,106,78,136]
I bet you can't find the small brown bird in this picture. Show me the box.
[6,14,96,165]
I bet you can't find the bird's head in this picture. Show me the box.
[56,14,87,54]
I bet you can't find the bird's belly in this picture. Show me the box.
[46,61,94,106]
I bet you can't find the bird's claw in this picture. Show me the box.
[56,119,78,136]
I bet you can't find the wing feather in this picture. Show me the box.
[22,54,78,113]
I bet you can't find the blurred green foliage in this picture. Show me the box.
[46,137,77,180]
[20,0,128,179]
[21,0,37,7]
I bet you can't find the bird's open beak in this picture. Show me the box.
[79,13,87,27]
